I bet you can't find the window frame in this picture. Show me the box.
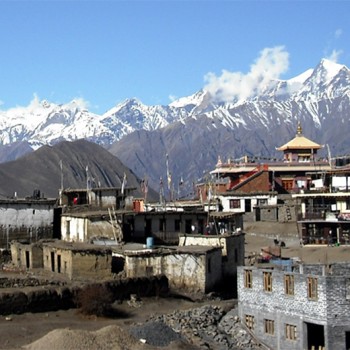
[264,319,275,335]
[284,274,295,296]
[263,271,273,292]
[245,314,255,331]
[244,269,253,288]
[307,277,318,300]
[229,199,241,209]
[285,324,297,341]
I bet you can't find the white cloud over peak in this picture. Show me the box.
[326,49,343,63]
[204,46,289,103]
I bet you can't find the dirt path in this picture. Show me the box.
[0,296,235,350]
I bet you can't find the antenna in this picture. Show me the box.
[326,144,332,167]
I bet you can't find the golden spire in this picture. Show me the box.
[297,121,302,135]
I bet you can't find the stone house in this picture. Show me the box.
[113,244,223,293]
[42,241,113,280]
[10,240,50,269]
[0,197,58,249]
[60,210,123,243]
[178,230,245,282]
[238,261,350,350]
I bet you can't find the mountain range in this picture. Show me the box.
[0,58,350,196]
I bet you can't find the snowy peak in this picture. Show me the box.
[0,59,349,154]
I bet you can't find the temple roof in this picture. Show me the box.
[276,122,322,151]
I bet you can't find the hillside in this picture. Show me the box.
[0,139,152,199]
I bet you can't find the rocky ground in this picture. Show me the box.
[0,295,263,350]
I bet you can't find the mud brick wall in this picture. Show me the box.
[0,275,169,315]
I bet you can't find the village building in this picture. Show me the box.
[60,209,124,243]
[0,196,58,249]
[293,191,350,245]
[238,261,350,350]
[11,239,113,280]
[178,229,245,294]
[207,122,330,197]
[42,240,113,280]
[10,240,48,269]
[59,186,134,209]
[113,243,223,294]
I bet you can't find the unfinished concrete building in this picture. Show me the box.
[238,262,350,350]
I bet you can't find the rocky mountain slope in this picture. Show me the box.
[0,140,150,198]
[110,59,350,194]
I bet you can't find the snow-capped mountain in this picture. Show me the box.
[0,58,350,194]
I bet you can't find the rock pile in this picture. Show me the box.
[131,304,263,349]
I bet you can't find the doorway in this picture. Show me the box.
[306,322,325,350]
[57,254,61,273]
[51,252,55,272]
[25,251,30,269]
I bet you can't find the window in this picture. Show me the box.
[159,218,166,232]
[282,180,294,191]
[307,277,318,300]
[264,319,275,335]
[257,199,268,206]
[285,324,297,340]
[245,315,255,331]
[174,219,181,231]
[229,199,241,209]
[244,269,253,288]
[346,279,350,300]
[284,274,295,296]
[263,271,273,292]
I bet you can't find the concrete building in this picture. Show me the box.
[238,261,350,350]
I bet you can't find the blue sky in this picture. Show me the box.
[0,0,349,114]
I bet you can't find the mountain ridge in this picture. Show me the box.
[0,58,350,195]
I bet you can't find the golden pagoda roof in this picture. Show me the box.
[276,122,322,151]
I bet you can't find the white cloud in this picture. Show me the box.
[326,49,343,63]
[204,46,289,103]
[168,94,177,102]
[334,29,343,39]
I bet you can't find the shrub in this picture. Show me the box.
[75,283,114,317]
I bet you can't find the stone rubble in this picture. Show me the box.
[131,304,264,350]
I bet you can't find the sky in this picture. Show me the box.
[0,0,349,114]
